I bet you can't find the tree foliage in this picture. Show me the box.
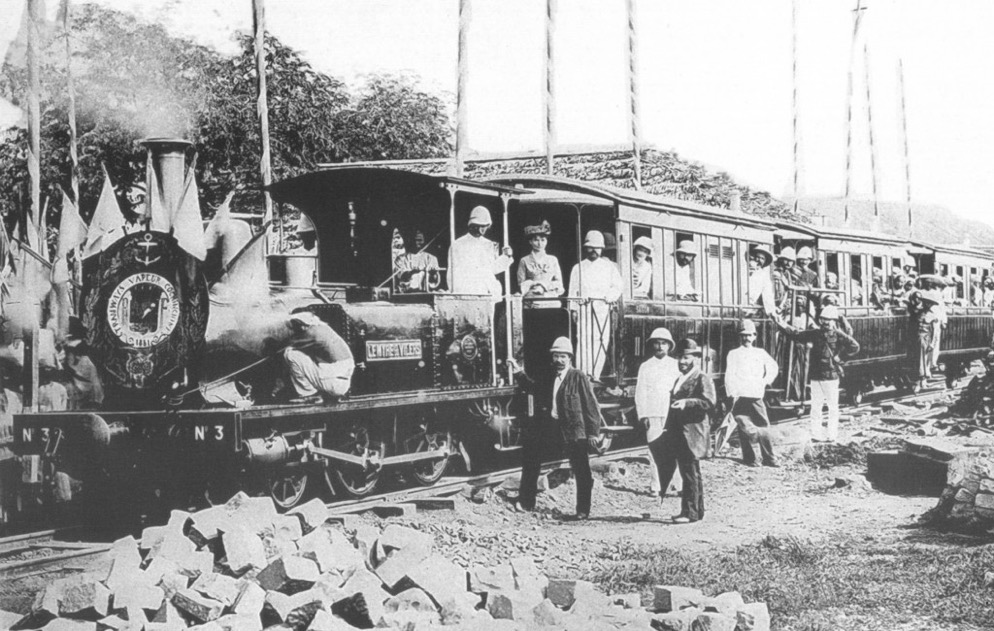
[0,4,453,235]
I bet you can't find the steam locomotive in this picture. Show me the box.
[12,140,994,516]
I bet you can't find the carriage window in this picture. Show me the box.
[970,267,980,305]
[669,231,701,302]
[630,225,654,299]
[956,265,965,301]
[704,235,735,305]
[850,254,865,306]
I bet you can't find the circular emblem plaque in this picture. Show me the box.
[106,273,181,348]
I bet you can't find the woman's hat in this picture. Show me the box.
[633,236,653,255]
[524,221,551,237]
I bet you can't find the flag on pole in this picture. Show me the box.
[172,162,206,260]
[82,166,125,259]
[56,186,87,257]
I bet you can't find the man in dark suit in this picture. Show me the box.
[510,337,604,520]
[655,338,716,523]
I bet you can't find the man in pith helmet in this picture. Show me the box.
[568,230,623,380]
[634,327,680,497]
[448,205,514,298]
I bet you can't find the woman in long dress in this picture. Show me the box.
[516,221,563,307]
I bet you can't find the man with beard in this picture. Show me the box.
[568,230,623,379]
[448,206,514,298]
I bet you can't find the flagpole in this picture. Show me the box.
[252,0,274,247]
[626,0,642,189]
[544,0,557,176]
[863,43,880,229]
[454,0,471,176]
[25,0,42,411]
[791,0,800,214]
[898,59,913,234]
[843,0,865,227]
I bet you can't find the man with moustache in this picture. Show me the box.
[510,337,604,520]
[448,205,514,298]
[725,319,779,467]
[568,230,623,379]
[656,338,715,523]
[635,327,680,497]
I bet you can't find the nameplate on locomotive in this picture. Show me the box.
[365,339,422,362]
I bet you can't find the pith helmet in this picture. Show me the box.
[468,206,492,226]
[549,336,574,355]
[778,246,797,261]
[797,246,814,260]
[676,240,697,256]
[633,236,653,255]
[676,338,702,356]
[737,319,757,335]
[748,245,773,268]
[647,327,674,347]
[819,305,840,320]
[583,230,605,249]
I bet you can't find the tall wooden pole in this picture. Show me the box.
[626,0,642,189]
[25,0,41,411]
[544,0,557,176]
[252,0,274,234]
[898,59,913,232]
[843,0,866,226]
[454,0,471,176]
[863,43,880,225]
[62,0,83,305]
[790,0,800,213]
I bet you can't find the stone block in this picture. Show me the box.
[975,492,994,511]
[149,599,184,626]
[96,614,130,630]
[172,589,224,623]
[411,498,457,511]
[374,544,432,589]
[113,582,164,612]
[231,580,266,618]
[402,555,477,622]
[547,578,594,609]
[530,599,561,626]
[378,609,442,629]
[289,498,330,534]
[735,602,771,631]
[691,611,737,631]
[58,575,112,618]
[325,515,359,531]
[307,609,361,630]
[33,581,61,616]
[340,568,389,623]
[214,613,263,631]
[221,492,279,535]
[650,608,698,631]
[223,526,267,575]
[469,564,515,595]
[141,525,168,552]
[613,593,641,609]
[42,620,97,631]
[369,503,417,518]
[331,593,377,629]
[383,587,439,614]
[158,569,191,599]
[191,572,241,606]
[257,555,320,593]
[298,524,364,576]
[352,526,380,564]
[706,591,745,616]
[653,586,705,613]
[378,525,433,553]
[189,505,229,544]
[955,487,976,504]
[0,609,24,630]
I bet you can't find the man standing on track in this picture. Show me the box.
[724,319,779,467]
[635,327,680,497]
[511,337,604,520]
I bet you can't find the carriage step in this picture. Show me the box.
[601,425,634,434]
[494,443,523,452]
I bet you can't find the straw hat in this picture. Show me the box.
[524,221,551,237]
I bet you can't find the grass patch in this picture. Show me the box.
[590,535,994,630]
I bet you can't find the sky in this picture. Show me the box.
[1,0,993,233]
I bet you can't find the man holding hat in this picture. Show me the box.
[282,311,355,403]
[631,236,654,299]
[674,240,700,301]
[660,338,715,523]
[448,205,514,298]
[774,305,860,443]
[635,327,681,496]
[511,337,604,520]
[517,220,564,304]
[568,230,623,379]
[724,319,779,466]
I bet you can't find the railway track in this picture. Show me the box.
[0,528,110,578]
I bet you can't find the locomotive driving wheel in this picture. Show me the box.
[328,427,383,499]
[267,466,309,510]
[407,425,452,486]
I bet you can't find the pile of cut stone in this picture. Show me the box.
[919,448,994,535]
[1,492,770,630]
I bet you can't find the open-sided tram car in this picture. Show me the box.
[13,159,994,515]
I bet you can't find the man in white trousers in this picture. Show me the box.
[634,327,681,497]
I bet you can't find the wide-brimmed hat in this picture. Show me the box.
[819,305,840,320]
[777,246,796,261]
[675,338,702,356]
[747,245,773,268]
[524,221,551,237]
[633,236,653,255]
[549,336,574,355]
[468,206,492,226]
[919,290,943,305]
[583,230,606,249]
[676,240,697,256]
[290,311,323,327]
[737,319,757,335]
[647,327,674,347]
[797,246,814,260]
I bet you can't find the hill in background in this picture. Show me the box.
[789,197,993,247]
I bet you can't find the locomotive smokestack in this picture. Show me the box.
[141,138,193,221]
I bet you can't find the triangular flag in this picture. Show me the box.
[148,151,169,232]
[0,218,15,285]
[172,163,206,260]
[82,166,125,259]
[57,186,87,257]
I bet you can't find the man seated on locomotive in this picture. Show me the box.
[448,206,514,298]
[673,240,700,301]
[395,228,440,293]
[297,212,318,251]
[746,245,776,316]
[631,236,654,299]
[517,221,564,305]
[568,230,623,379]
[282,311,355,403]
